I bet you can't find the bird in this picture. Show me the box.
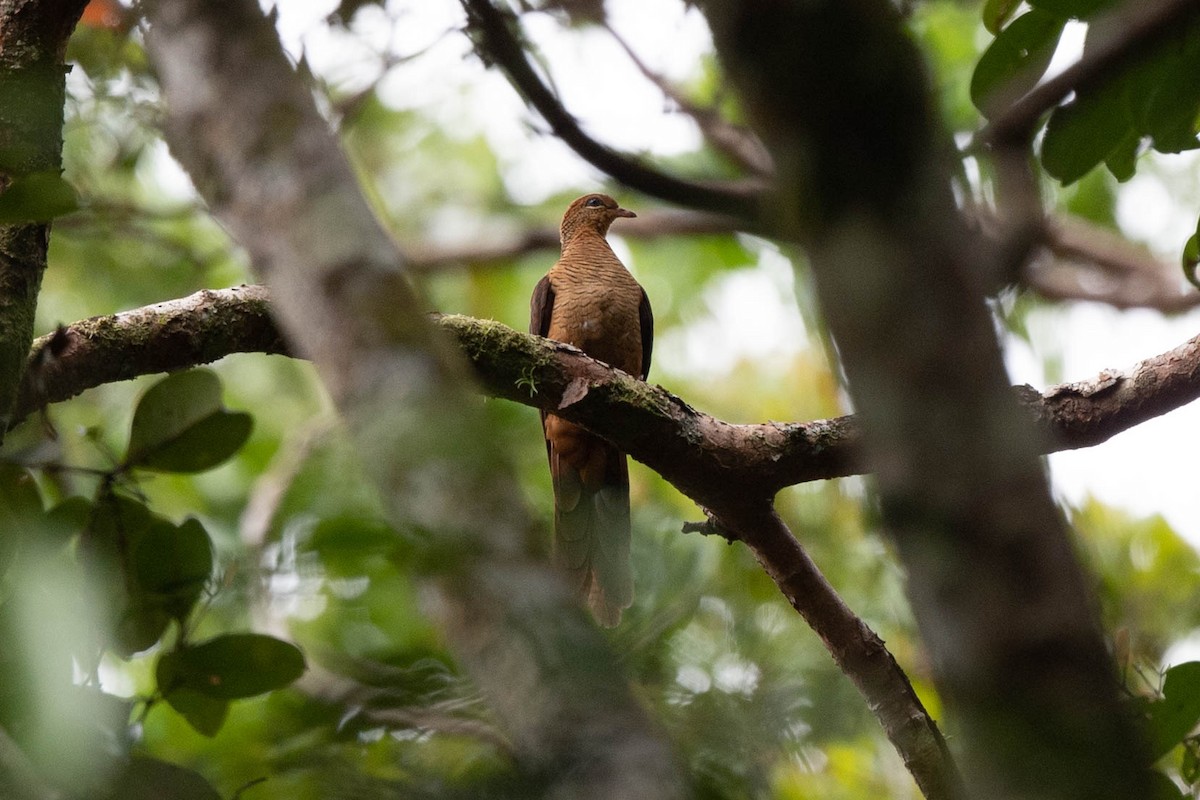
[530,193,653,626]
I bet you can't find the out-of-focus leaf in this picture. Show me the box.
[308,514,399,575]
[43,496,93,543]
[971,10,1065,116]
[1147,768,1187,799]
[116,515,213,655]
[1183,232,1200,290]
[116,600,171,657]
[1104,131,1142,182]
[1183,737,1200,785]
[1062,168,1118,227]
[157,633,306,700]
[86,492,154,560]
[0,464,41,574]
[131,516,213,619]
[0,171,79,223]
[160,687,230,738]
[126,369,253,473]
[0,463,41,518]
[1027,0,1117,18]
[1140,24,1200,155]
[1041,86,1131,185]
[1145,662,1200,760]
[982,0,1022,34]
[104,756,222,800]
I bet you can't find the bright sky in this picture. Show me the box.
[267,1,1200,546]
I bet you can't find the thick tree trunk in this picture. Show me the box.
[0,0,87,437]
[701,1,1149,798]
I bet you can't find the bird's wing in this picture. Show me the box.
[530,273,554,337]
[638,286,654,380]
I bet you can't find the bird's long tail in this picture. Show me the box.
[543,414,633,626]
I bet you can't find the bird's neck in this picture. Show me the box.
[560,218,612,244]
[560,227,613,256]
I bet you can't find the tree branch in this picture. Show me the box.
[11,285,286,424]
[459,0,765,221]
[1031,216,1200,312]
[16,288,1200,494]
[720,504,964,800]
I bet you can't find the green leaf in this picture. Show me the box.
[43,496,93,543]
[104,756,222,800]
[1146,662,1200,760]
[126,369,253,473]
[85,492,153,562]
[1146,768,1187,800]
[0,463,40,518]
[308,514,399,575]
[0,464,40,573]
[1027,0,1117,18]
[0,171,79,223]
[982,0,1022,35]
[1140,23,1200,154]
[131,517,213,619]
[971,10,1065,116]
[1104,130,1142,182]
[115,601,172,657]
[1041,85,1132,185]
[1183,232,1200,290]
[1183,737,1200,785]
[117,516,214,656]
[157,633,306,700]
[160,687,230,738]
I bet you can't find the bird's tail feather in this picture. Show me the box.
[551,440,633,627]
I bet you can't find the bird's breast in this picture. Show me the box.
[547,278,644,376]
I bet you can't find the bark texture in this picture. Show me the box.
[0,0,87,436]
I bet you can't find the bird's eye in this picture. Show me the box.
[585,197,604,208]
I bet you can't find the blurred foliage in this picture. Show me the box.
[1,1,1200,798]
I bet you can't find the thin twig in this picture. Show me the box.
[601,20,773,177]
[460,0,765,221]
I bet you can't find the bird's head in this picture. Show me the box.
[560,193,636,242]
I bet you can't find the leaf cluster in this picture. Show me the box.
[0,370,304,799]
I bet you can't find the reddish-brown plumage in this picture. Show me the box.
[530,193,653,626]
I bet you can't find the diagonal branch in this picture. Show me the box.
[600,20,774,177]
[720,504,964,800]
[460,0,765,221]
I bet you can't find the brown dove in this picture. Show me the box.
[530,193,653,626]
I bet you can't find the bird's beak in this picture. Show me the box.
[614,207,636,218]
